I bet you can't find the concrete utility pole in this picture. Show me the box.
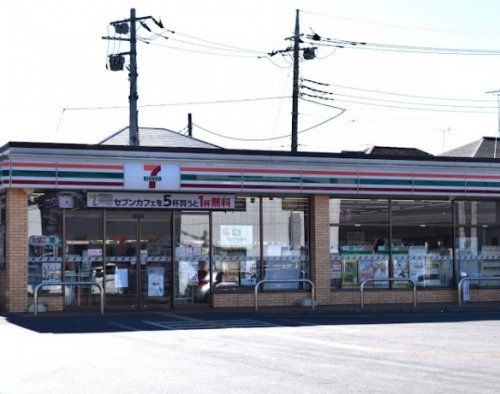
[128,8,139,146]
[486,89,500,159]
[291,9,300,152]
[103,9,163,146]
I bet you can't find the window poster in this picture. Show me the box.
[330,259,342,279]
[41,262,61,282]
[373,259,389,288]
[409,258,425,286]
[358,260,374,287]
[148,267,165,297]
[222,260,240,284]
[240,260,257,286]
[178,260,198,296]
[114,267,128,288]
[341,259,358,288]
[393,258,410,288]
[330,259,342,288]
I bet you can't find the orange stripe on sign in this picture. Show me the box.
[11,162,123,170]
[144,164,160,171]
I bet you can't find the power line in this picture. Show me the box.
[323,82,496,103]
[57,96,292,112]
[327,92,496,109]
[139,39,261,58]
[325,97,496,114]
[301,9,500,37]
[193,101,345,142]
[310,35,500,56]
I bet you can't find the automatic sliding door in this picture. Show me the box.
[174,212,210,305]
[105,212,138,308]
[140,212,172,307]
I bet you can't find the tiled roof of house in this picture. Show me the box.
[440,137,500,158]
[99,126,221,149]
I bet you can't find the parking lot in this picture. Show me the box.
[1,309,500,393]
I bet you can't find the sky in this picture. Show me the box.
[4,0,500,155]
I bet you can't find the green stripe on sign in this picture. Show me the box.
[181,174,301,183]
[359,178,413,186]
[11,170,56,177]
[57,171,124,179]
[1,170,9,176]
[302,177,357,184]
[10,170,123,179]
[414,179,465,187]
[466,181,500,188]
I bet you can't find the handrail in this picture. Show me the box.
[254,279,315,312]
[458,277,500,306]
[33,281,104,317]
[360,279,416,309]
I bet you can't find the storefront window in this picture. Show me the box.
[0,193,5,270]
[262,197,309,290]
[456,201,500,287]
[175,212,209,303]
[28,192,63,295]
[330,199,389,289]
[212,197,260,290]
[391,200,453,288]
[65,210,103,306]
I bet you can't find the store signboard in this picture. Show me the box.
[124,163,180,191]
[87,192,235,210]
[220,225,253,247]
[29,235,60,246]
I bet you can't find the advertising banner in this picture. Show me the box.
[87,192,235,210]
[373,259,389,288]
[358,260,374,287]
[341,259,358,288]
[147,267,165,297]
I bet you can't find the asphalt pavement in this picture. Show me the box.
[1,309,500,393]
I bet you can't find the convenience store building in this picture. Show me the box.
[1,132,500,313]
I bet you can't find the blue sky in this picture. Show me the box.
[4,0,500,154]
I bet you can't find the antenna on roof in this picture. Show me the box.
[486,89,500,159]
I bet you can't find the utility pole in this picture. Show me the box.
[486,89,500,158]
[129,8,139,146]
[103,9,164,147]
[187,113,193,137]
[291,9,300,152]
[268,10,317,153]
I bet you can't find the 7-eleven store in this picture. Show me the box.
[0,141,499,313]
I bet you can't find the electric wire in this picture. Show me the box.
[327,92,497,109]
[302,78,496,103]
[138,39,261,58]
[323,97,496,114]
[269,64,293,146]
[193,100,345,142]
[312,38,500,56]
[301,9,500,37]
[57,96,292,112]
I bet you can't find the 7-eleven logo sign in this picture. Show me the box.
[143,164,162,189]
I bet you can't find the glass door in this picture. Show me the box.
[174,212,211,306]
[140,212,173,308]
[105,211,139,308]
